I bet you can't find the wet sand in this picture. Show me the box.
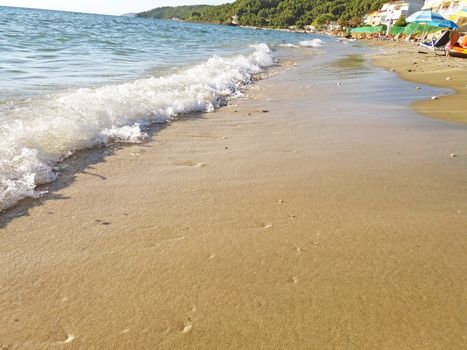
[370,40,467,124]
[1,45,466,349]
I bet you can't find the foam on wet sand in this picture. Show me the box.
[0,45,466,349]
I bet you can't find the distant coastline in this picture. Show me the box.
[136,0,385,30]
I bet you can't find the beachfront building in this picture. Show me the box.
[364,11,383,25]
[327,21,341,31]
[304,24,317,32]
[423,0,467,23]
[364,0,424,25]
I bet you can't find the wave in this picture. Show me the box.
[280,43,300,48]
[0,43,275,212]
[299,39,324,47]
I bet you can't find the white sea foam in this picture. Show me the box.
[280,43,300,48]
[0,43,275,211]
[100,124,148,144]
[299,39,324,47]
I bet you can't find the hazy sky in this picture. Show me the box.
[0,0,234,15]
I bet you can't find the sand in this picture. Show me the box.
[1,44,466,349]
[369,40,467,123]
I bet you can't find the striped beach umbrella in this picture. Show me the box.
[406,10,459,29]
[406,10,447,22]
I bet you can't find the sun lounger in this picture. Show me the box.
[418,30,450,55]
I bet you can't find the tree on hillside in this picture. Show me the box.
[313,13,335,29]
[394,16,407,27]
[137,0,387,29]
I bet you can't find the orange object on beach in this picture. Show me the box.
[461,35,467,48]
[448,46,467,58]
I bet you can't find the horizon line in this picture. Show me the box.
[0,4,134,16]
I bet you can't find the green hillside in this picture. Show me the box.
[137,0,386,29]
[137,5,214,20]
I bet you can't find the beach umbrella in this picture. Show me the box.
[426,19,459,29]
[406,10,458,29]
[406,10,447,23]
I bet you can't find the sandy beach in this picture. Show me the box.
[370,40,467,123]
[1,43,466,349]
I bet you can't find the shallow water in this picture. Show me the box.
[0,6,328,211]
[0,6,318,101]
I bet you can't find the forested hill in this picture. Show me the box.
[137,5,214,20]
[137,0,386,28]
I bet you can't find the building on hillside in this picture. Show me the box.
[327,21,341,31]
[422,0,442,10]
[304,25,317,33]
[423,0,467,23]
[364,0,424,25]
[364,11,383,25]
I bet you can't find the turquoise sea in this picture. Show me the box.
[0,6,328,211]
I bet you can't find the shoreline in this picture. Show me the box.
[1,44,466,349]
[369,40,467,124]
[0,60,291,227]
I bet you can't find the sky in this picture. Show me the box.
[0,0,234,15]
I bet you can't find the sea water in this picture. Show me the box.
[0,6,327,211]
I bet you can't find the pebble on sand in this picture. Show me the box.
[450,153,457,158]
[431,96,439,100]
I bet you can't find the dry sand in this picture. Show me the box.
[1,46,466,349]
[370,40,467,123]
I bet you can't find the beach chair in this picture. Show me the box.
[418,30,450,55]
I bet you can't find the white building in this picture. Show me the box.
[327,21,341,31]
[423,0,466,22]
[364,0,424,25]
[364,11,383,25]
